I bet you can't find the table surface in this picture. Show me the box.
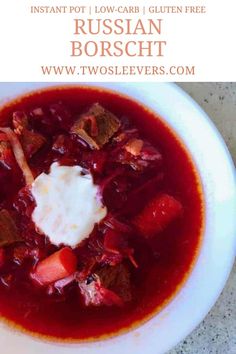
[167,83,236,354]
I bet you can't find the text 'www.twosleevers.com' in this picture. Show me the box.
[41,65,195,76]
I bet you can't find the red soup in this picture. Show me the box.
[0,86,203,341]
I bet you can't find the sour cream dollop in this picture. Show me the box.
[31,163,107,247]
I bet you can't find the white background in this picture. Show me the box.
[0,0,235,81]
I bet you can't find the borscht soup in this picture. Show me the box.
[0,86,203,340]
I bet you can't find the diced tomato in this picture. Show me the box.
[133,193,183,239]
[140,144,162,161]
[100,251,123,267]
[31,247,77,286]
[125,138,143,156]
[20,129,46,159]
[0,209,21,247]
[13,112,46,159]
[96,264,132,303]
[81,115,99,137]
[12,111,28,134]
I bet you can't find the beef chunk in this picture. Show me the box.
[71,103,120,149]
[20,130,46,159]
[78,274,123,307]
[0,134,15,169]
[113,137,162,172]
[78,263,132,306]
[96,263,132,302]
[13,111,46,159]
[0,209,21,247]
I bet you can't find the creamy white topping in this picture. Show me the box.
[31,163,107,247]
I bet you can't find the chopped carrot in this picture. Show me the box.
[31,247,77,286]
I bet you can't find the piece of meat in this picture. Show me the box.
[13,111,46,159]
[20,129,46,159]
[0,127,34,185]
[78,274,123,307]
[12,244,43,265]
[0,141,15,170]
[132,193,183,239]
[0,133,15,169]
[0,209,21,247]
[71,103,120,149]
[96,263,132,302]
[125,138,143,156]
[115,139,162,171]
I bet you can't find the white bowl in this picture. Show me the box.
[0,83,235,354]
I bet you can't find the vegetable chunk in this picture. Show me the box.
[0,133,15,169]
[13,111,46,159]
[133,193,183,238]
[0,209,21,247]
[71,103,120,149]
[97,263,132,302]
[79,274,123,307]
[31,247,77,285]
[78,263,131,307]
